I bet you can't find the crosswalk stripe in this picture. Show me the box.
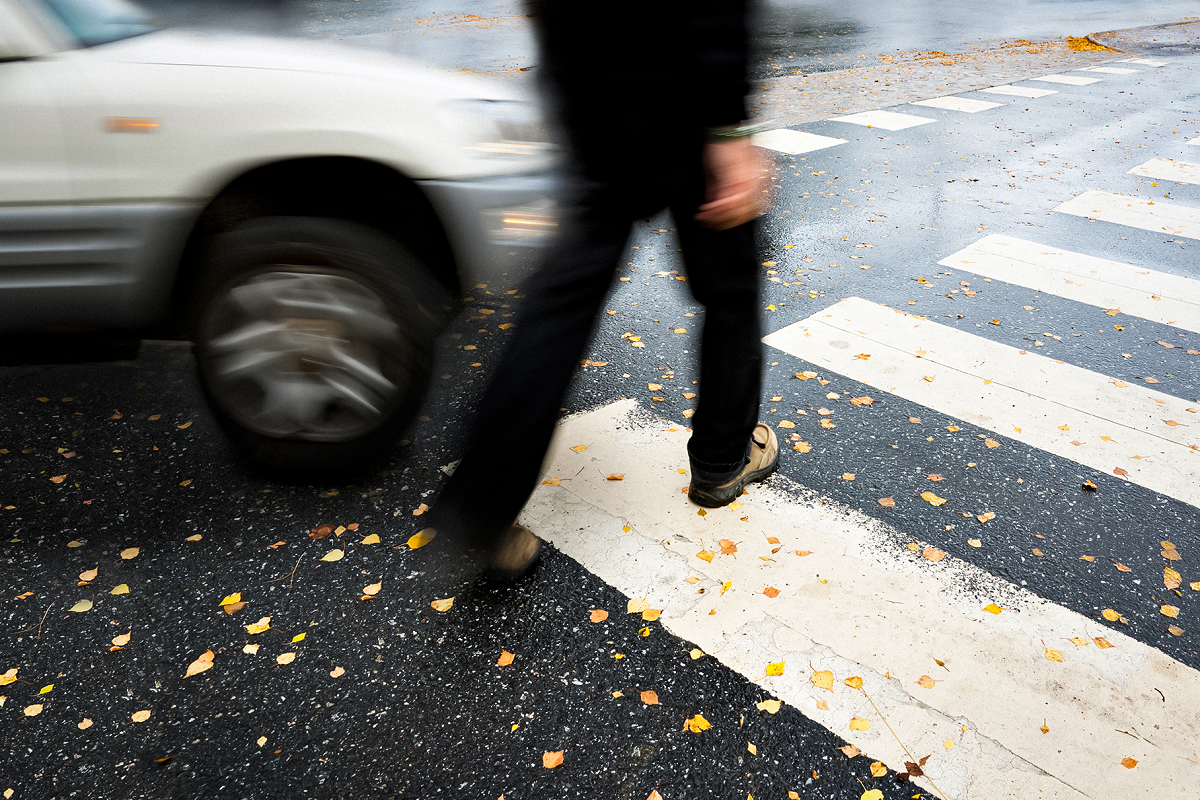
[1075,66,1140,75]
[981,84,1057,98]
[909,96,1003,113]
[1031,74,1102,86]
[826,109,937,131]
[1116,58,1169,66]
[1129,156,1200,185]
[938,233,1200,333]
[762,297,1200,507]
[1056,189,1200,240]
[753,128,847,155]
[1192,137,1200,146]
[529,399,1200,800]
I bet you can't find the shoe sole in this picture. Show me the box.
[688,457,780,508]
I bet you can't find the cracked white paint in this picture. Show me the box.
[523,399,1200,800]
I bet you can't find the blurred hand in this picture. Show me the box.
[694,139,770,230]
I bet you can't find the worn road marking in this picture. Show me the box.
[528,399,1200,800]
[939,233,1200,333]
[827,109,936,131]
[1075,66,1140,75]
[754,128,847,155]
[981,84,1057,98]
[1116,58,1169,66]
[1031,74,1102,86]
[909,96,1003,113]
[1128,157,1200,185]
[1056,190,1200,240]
[762,297,1200,506]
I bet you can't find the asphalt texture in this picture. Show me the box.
[4,10,1200,800]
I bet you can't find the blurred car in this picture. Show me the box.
[0,0,558,476]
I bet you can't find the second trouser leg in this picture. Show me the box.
[429,195,632,548]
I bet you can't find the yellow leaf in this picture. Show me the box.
[120,547,139,560]
[606,473,625,480]
[542,750,564,769]
[185,534,203,542]
[869,761,886,777]
[185,649,215,678]
[685,714,712,732]
[1095,637,1114,648]
[808,669,832,690]
[968,539,982,548]
[79,568,98,582]
[747,742,758,756]
[412,502,429,516]
[218,592,242,607]
[1045,648,1063,662]
[497,650,515,667]
[640,690,659,705]
[766,661,786,677]
[244,616,271,634]
[78,718,93,730]
[946,425,960,432]
[916,674,936,689]
[69,599,93,613]
[984,438,1000,448]
[877,496,895,507]
[110,584,129,595]
[112,631,131,647]
[1069,637,1090,646]
[793,440,812,453]
[849,717,870,731]
[39,684,53,694]
[690,648,704,660]
[627,598,650,614]
[777,420,795,429]
[983,603,1002,615]
[920,491,947,506]
[570,444,587,452]
[1164,567,1182,589]
[431,597,455,613]
[721,581,732,594]
[1121,757,1138,769]
[276,652,296,665]
[844,676,863,689]
[408,529,437,550]
[815,700,829,710]
[642,608,662,622]
[842,473,855,481]
[330,666,345,678]
[257,736,267,747]
[363,582,382,597]
[756,699,782,714]
[243,644,259,655]
[320,549,345,562]
[1101,608,1121,622]
[0,668,17,686]
[24,704,43,717]
[290,632,306,643]
[1160,605,1180,619]
[360,533,381,545]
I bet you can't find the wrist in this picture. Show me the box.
[705,120,771,144]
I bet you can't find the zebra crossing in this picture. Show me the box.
[540,54,1200,800]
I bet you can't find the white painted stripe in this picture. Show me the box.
[982,84,1057,98]
[753,128,847,155]
[1031,74,1102,86]
[909,96,1003,113]
[1075,66,1140,75]
[528,400,1200,800]
[1056,189,1200,240]
[763,297,1200,506]
[1117,58,1169,66]
[1129,157,1200,185]
[938,234,1200,333]
[826,109,937,131]
[1192,137,1200,146]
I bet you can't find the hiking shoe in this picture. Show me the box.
[688,424,779,508]
[489,523,543,579]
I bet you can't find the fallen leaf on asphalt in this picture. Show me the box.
[245,616,271,634]
[690,649,704,660]
[946,425,960,432]
[542,751,564,769]
[131,709,151,723]
[640,690,659,705]
[330,666,345,678]
[589,610,609,623]
[869,761,887,777]
[276,652,296,665]
[819,419,836,429]
[412,503,429,516]
[968,539,982,548]
[984,438,999,449]
[1164,567,1182,589]
[360,533,380,545]
[922,547,947,562]
[49,474,66,484]
[218,592,242,607]
[878,497,895,507]
[1121,757,1138,769]
[984,604,1002,615]
[320,549,345,562]
[24,704,43,717]
[642,608,663,622]
[849,717,870,731]
[977,511,996,524]
[777,420,795,429]
[792,440,811,453]
[69,599,93,612]
[79,568,98,582]
[186,534,203,542]
[842,473,856,481]
[925,474,944,482]
[1160,605,1180,618]
[1168,625,1185,636]
[78,718,93,730]
[850,396,873,406]
[839,744,860,758]
[763,587,780,598]
[920,491,946,506]
[718,539,738,555]
[185,650,215,678]
[0,668,17,686]
[810,669,832,690]
[112,631,131,647]
[756,699,781,714]
[120,547,139,560]
[685,714,712,732]
[39,684,52,695]
[1102,609,1121,621]
[1114,562,1132,572]
[67,540,83,548]
[908,416,921,424]
[430,597,454,613]
[647,791,664,800]
[497,650,515,667]
[627,598,649,614]
[243,644,259,654]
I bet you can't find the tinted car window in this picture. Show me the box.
[39,0,156,46]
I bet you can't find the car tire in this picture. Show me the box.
[192,216,446,479]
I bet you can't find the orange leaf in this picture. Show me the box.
[542,751,564,769]
[589,609,609,623]
[916,675,936,689]
[497,650,515,667]
[640,690,659,706]
[877,496,895,507]
[763,587,780,598]
[1121,757,1137,769]
[718,539,738,555]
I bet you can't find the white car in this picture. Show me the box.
[0,0,558,476]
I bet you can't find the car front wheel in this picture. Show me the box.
[193,217,444,478]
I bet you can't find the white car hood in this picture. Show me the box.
[94,28,523,102]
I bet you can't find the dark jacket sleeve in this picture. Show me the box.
[690,0,751,128]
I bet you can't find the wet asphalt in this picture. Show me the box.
[4,6,1200,800]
